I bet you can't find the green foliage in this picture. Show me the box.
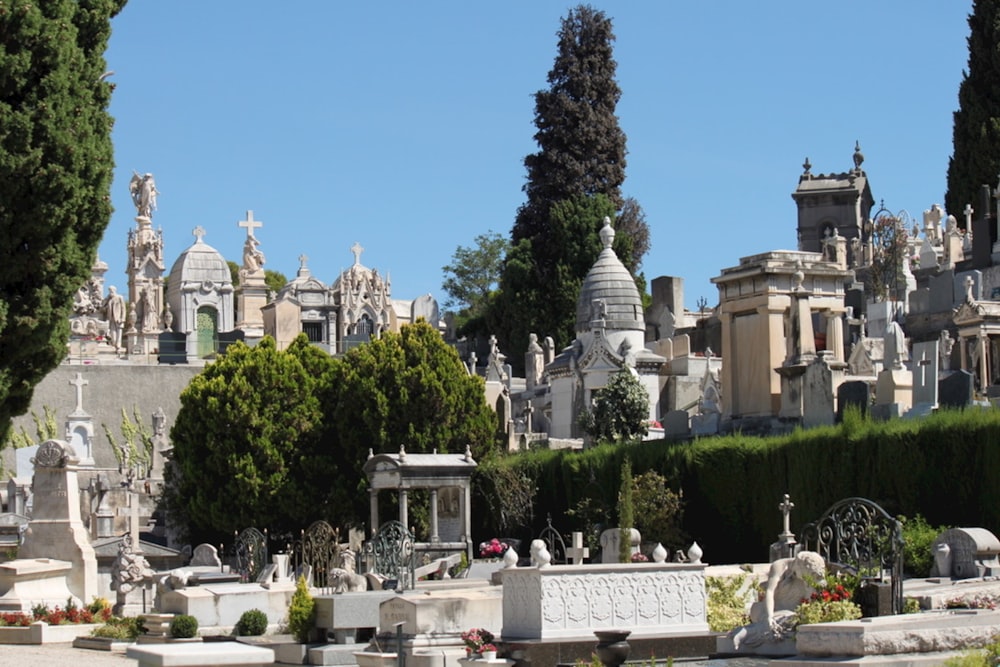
[794,598,861,626]
[442,230,508,319]
[706,574,753,632]
[946,0,1000,225]
[169,614,198,639]
[264,270,287,296]
[90,615,145,640]
[618,458,633,563]
[941,634,1000,667]
[631,470,684,550]
[330,320,496,466]
[0,0,123,445]
[476,452,539,535]
[489,4,649,371]
[471,407,1000,565]
[102,406,153,473]
[287,575,315,644]
[582,370,650,444]
[235,608,268,636]
[166,336,332,543]
[899,514,949,577]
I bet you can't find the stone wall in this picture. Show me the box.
[4,363,202,472]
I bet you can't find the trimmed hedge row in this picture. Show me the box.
[474,408,1000,563]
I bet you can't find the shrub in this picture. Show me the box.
[91,616,145,640]
[899,514,947,577]
[236,608,268,636]
[169,614,198,639]
[287,575,315,643]
[706,573,753,632]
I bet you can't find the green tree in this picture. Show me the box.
[165,336,330,542]
[441,230,508,324]
[330,321,495,485]
[490,5,649,368]
[618,457,633,563]
[227,260,287,298]
[946,0,1000,224]
[0,0,125,444]
[580,369,650,444]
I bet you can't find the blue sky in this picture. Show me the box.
[100,2,972,313]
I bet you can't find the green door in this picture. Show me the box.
[196,307,218,358]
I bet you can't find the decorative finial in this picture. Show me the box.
[853,140,864,170]
[599,217,614,249]
[398,444,406,460]
[351,242,364,266]
[192,226,206,243]
[464,444,473,462]
[802,157,811,175]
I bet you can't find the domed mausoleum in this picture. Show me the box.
[545,218,665,438]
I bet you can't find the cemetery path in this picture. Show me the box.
[0,643,129,666]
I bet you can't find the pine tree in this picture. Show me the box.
[0,0,125,444]
[490,5,649,368]
[945,0,1000,224]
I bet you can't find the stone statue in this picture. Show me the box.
[161,304,173,332]
[103,286,126,350]
[242,234,266,275]
[139,289,158,332]
[883,321,907,371]
[728,551,826,649]
[126,301,138,334]
[110,533,153,615]
[940,330,954,372]
[129,172,158,219]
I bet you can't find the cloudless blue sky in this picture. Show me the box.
[100,2,973,313]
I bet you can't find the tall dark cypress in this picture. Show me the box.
[490,5,648,366]
[946,0,1000,225]
[0,0,125,444]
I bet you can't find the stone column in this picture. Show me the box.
[429,489,439,543]
[398,489,408,530]
[369,488,379,538]
[825,310,845,363]
[463,484,473,560]
[980,333,990,392]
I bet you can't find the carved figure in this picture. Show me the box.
[729,551,826,649]
[529,539,552,568]
[242,234,266,274]
[883,321,907,371]
[129,172,158,218]
[103,286,126,350]
[139,289,158,332]
[940,330,955,372]
[328,567,368,593]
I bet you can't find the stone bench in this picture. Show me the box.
[126,641,274,667]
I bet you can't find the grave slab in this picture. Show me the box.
[126,641,274,666]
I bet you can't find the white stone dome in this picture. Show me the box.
[575,218,643,334]
[167,231,231,291]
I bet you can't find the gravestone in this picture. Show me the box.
[837,381,870,422]
[217,329,245,355]
[930,528,1000,579]
[410,294,439,326]
[599,528,640,563]
[908,340,939,417]
[939,370,974,409]
[157,331,188,364]
[663,409,690,438]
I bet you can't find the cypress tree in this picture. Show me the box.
[945,0,1000,224]
[0,0,125,443]
[489,5,649,369]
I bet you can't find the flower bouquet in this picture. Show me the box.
[461,627,495,656]
[478,538,508,559]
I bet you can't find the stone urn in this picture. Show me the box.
[594,629,631,667]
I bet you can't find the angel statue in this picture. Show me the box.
[129,171,159,218]
[242,234,266,275]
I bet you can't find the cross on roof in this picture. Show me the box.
[69,372,88,415]
[238,210,263,238]
[351,242,364,266]
[298,254,308,266]
[192,226,206,242]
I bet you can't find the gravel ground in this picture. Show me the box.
[0,643,131,666]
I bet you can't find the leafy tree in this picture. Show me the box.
[580,369,650,444]
[331,321,494,473]
[0,0,125,444]
[166,336,330,542]
[946,0,1000,224]
[226,260,287,297]
[631,470,684,550]
[490,5,649,368]
[441,230,508,323]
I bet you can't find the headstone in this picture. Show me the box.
[663,410,690,437]
[565,531,589,565]
[217,329,246,355]
[956,270,982,303]
[930,528,1000,579]
[909,340,939,416]
[410,294,439,326]
[598,528,640,563]
[190,543,221,567]
[157,331,188,364]
[837,381,870,421]
[929,269,955,313]
[939,370,975,409]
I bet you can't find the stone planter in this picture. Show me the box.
[0,621,103,645]
[354,651,398,667]
[594,629,631,667]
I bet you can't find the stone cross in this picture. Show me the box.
[193,225,206,243]
[965,204,974,230]
[917,350,933,388]
[779,494,795,538]
[565,531,589,565]
[69,372,88,416]
[298,254,308,267]
[351,242,364,266]
[238,210,263,239]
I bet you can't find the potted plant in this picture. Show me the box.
[461,627,495,658]
[480,642,497,661]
